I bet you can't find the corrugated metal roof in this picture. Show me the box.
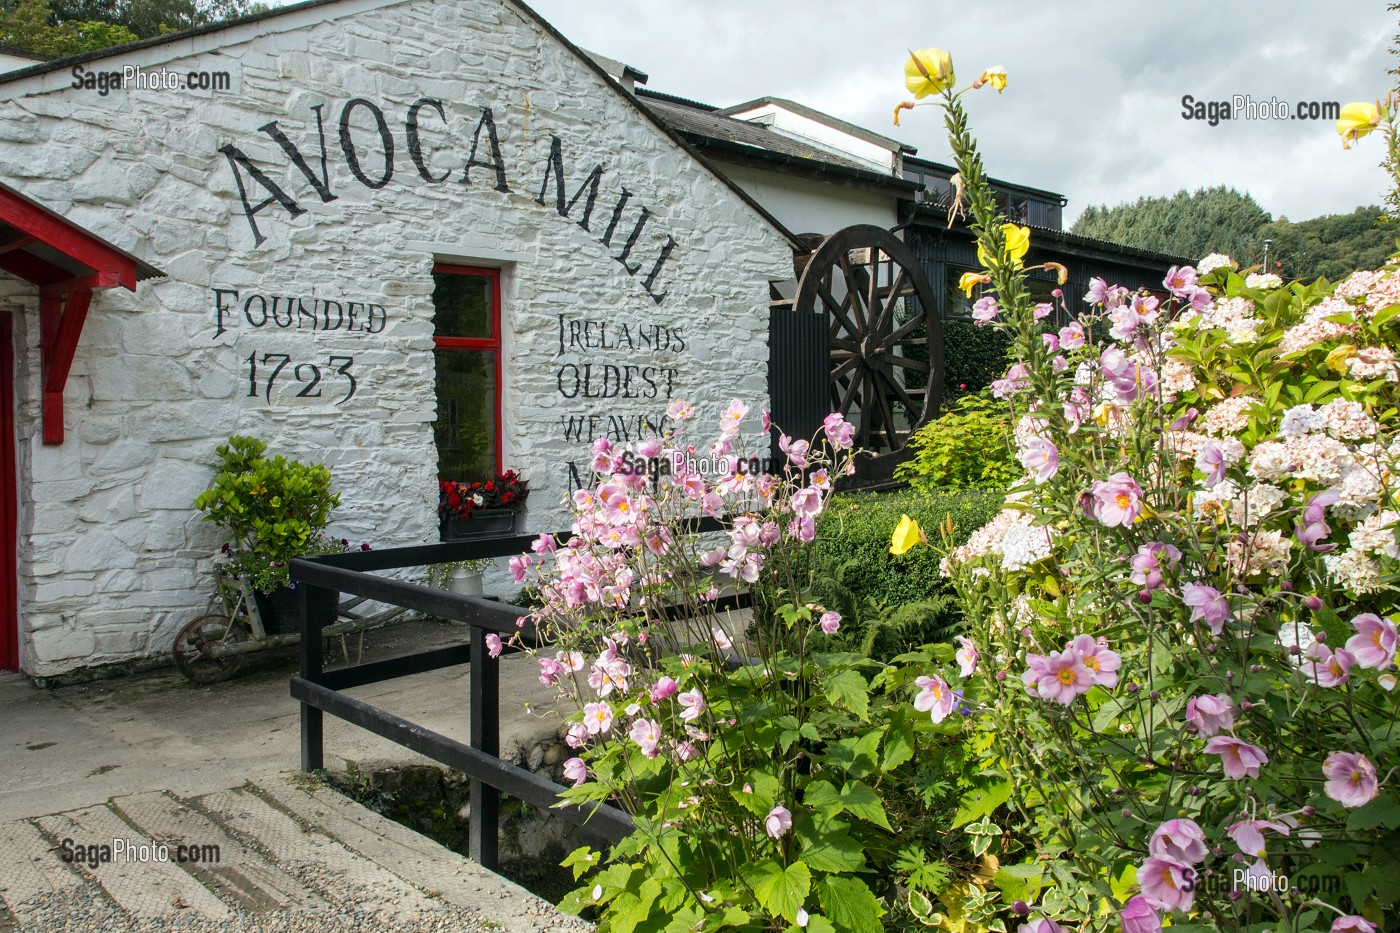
[716,96,916,154]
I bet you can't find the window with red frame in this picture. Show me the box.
[431,264,501,483]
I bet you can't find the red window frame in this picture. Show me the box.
[431,263,502,477]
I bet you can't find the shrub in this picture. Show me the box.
[895,393,1017,491]
[193,435,340,592]
[901,58,1400,932]
[942,317,1012,400]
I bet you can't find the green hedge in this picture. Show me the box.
[813,487,1001,606]
[941,318,1012,400]
[757,486,1002,659]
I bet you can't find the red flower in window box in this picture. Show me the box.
[437,472,529,520]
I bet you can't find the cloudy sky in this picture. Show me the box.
[525,0,1396,227]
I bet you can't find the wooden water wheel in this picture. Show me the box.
[790,225,943,471]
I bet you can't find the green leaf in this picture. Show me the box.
[882,712,915,771]
[798,826,867,873]
[805,917,837,933]
[952,778,1011,828]
[817,876,884,933]
[824,669,870,721]
[1346,794,1400,832]
[804,780,843,820]
[752,859,811,922]
[840,780,892,831]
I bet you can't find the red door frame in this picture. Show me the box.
[0,310,17,671]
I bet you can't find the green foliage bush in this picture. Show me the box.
[194,435,340,591]
[788,487,1001,657]
[895,394,1016,491]
[940,317,1011,399]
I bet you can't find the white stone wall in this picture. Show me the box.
[0,0,792,676]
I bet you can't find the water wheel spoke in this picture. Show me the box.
[832,355,860,380]
[870,264,907,336]
[837,369,863,417]
[838,253,870,332]
[878,368,925,419]
[817,280,861,338]
[831,337,860,352]
[883,353,931,373]
[873,374,900,449]
[889,316,926,343]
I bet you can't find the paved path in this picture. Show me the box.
[0,773,590,931]
[0,618,585,930]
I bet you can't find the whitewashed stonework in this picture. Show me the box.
[0,0,792,677]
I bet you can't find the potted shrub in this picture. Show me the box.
[438,470,528,541]
[194,435,342,635]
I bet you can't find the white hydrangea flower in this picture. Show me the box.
[1247,441,1291,481]
[1198,253,1237,275]
[1279,403,1327,438]
[1323,548,1384,595]
[1000,524,1054,572]
[1276,621,1315,668]
[1320,398,1377,440]
[1245,273,1283,289]
[1226,528,1291,577]
[1349,509,1400,558]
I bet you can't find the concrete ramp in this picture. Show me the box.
[0,772,590,932]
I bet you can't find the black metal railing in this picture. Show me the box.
[288,519,744,871]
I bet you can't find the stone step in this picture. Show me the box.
[0,818,104,926]
[254,773,569,932]
[109,788,327,913]
[192,783,447,923]
[34,803,233,921]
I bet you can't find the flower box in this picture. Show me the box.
[440,507,518,541]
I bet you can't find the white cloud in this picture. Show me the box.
[524,0,1396,225]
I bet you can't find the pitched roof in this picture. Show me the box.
[0,0,801,251]
[716,96,916,155]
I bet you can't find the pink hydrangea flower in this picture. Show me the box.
[678,688,705,722]
[1090,472,1144,527]
[1203,736,1268,779]
[1185,693,1236,737]
[1148,818,1207,864]
[1344,613,1398,670]
[1118,895,1162,933]
[1067,634,1120,688]
[1181,583,1231,636]
[1323,751,1379,808]
[954,636,978,677]
[563,757,587,786]
[765,805,793,839]
[914,675,957,722]
[819,611,841,635]
[1137,857,1195,912]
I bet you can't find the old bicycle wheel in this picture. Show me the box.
[173,613,249,684]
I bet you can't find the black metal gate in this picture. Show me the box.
[768,304,829,449]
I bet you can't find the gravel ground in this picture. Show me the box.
[7,861,595,933]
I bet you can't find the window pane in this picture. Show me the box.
[432,273,493,339]
[434,349,497,483]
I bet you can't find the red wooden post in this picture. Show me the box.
[0,310,16,671]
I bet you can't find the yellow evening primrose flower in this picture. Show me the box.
[1337,101,1382,149]
[890,514,923,555]
[976,66,1007,93]
[977,223,1031,267]
[905,48,955,99]
[1044,261,1069,285]
[957,271,990,296]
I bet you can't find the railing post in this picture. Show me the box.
[468,620,500,869]
[298,580,336,772]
